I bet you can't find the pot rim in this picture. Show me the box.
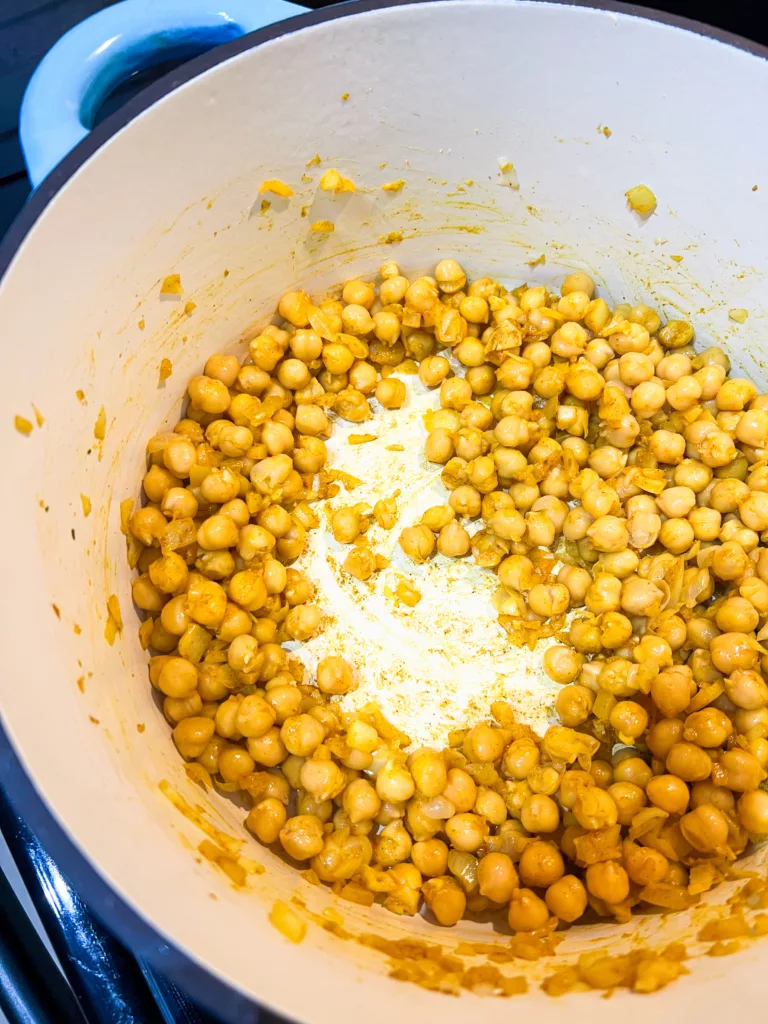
[1,1,766,1019]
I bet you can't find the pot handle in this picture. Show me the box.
[20,0,308,189]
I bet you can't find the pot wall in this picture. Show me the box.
[2,2,768,1020]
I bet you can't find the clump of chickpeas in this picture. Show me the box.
[129,257,768,939]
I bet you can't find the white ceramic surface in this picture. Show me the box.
[3,2,768,1020]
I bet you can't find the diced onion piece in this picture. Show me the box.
[269,901,307,943]
[625,184,657,215]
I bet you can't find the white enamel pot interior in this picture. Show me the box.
[3,1,768,1020]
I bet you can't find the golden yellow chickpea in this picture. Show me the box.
[573,787,618,830]
[173,716,215,759]
[543,645,583,684]
[680,804,729,853]
[375,377,406,409]
[714,748,765,792]
[412,839,449,877]
[236,694,276,739]
[419,355,451,388]
[331,507,361,544]
[738,790,768,834]
[519,840,564,887]
[463,723,505,763]
[410,750,447,798]
[725,669,768,709]
[476,853,518,903]
[247,797,288,844]
[158,657,198,698]
[609,700,648,740]
[527,583,571,617]
[711,633,760,674]
[507,888,550,932]
[622,839,668,886]
[247,727,287,768]
[279,814,325,860]
[545,875,588,923]
[376,761,416,804]
[280,714,325,757]
[608,782,647,826]
[188,375,231,415]
[316,655,355,695]
[218,745,256,783]
[555,685,595,727]
[520,795,560,835]
[683,708,732,748]
[399,524,436,562]
[665,743,712,783]
[585,861,629,905]
[442,768,477,813]
[445,813,489,853]
[422,877,466,926]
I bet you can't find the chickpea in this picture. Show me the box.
[377,761,415,804]
[557,565,592,605]
[247,728,287,767]
[279,814,325,860]
[474,786,507,825]
[247,797,288,844]
[161,439,197,482]
[375,377,406,410]
[158,657,198,699]
[475,853,518,903]
[418,356,451,388]
[463,723,504,763]
[445,812,488,853]
[218,745,256,783]
[715,748,765,792]
[573,787,618,830]
[585,574,621,613]
[609,700,648,740]
[740,490,768,531]
[507,888,550,932]
[412,839,450,878]
[131,574,165,613]
[718,378,757,411]
[399,524,436,562]
[425,428,455,464]
[683,707,732,748]
[280,714,325,757]
[423,877,466,926]
[375,821,413,867]
[738,790,768,834]
[622,840,669,886]
[590,760,614,788]
[338,778,380,823]
[665,743,712,783]
[442,768,477,812]
[173,717,215,759]
[620,577,665,616]
[608,782,647,826]
[264,684,303,724]
[628,380,665,419]
[556,685,595,727]
[503,740,540,781]
[543,645,583,684]
[520,795,560,835]
[410,750,448,797]
[518,840,564,887]
[711,633,760,674]
[545,875,588,923]
[585,861,629,905]
[188,375,231,415]
[725,669,768,710]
